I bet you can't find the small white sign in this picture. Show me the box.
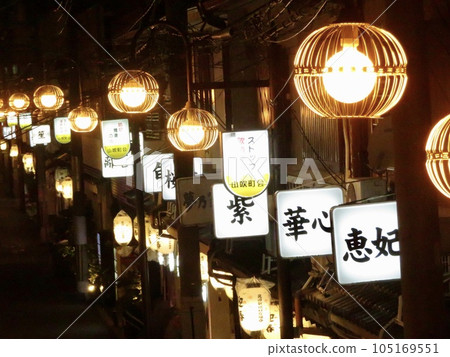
[7,112,18,127]
[54,117,71,144]
[212,183,269,239]
[101,119,131,160]
[161,157,176,201]
[222,130,270,198]
[30,125,51,146]
[331,201,400,284]
[276,187,344,258]
[143,153,174,193]
[101,148,134,178]
[176,177,220,226]
[2,126,15,140]
[194,157,203,176]
[19,113,32,129]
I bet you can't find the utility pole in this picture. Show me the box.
[387,0,445,338]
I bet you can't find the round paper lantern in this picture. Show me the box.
[22,152,35,173]
[113,210,133,246]
[108,70,159,113]
[9,93,30,111]
[0,141,7,151]
[238,283,271,333]
[167,102,219,151]
[33,85,65,111]
[133,214,151,242]
[293,23,407,119]
[425,114,450,198]
[61,176,73,199]
[9,144,19,157]
[68,105,98,132]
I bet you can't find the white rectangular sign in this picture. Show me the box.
[276,187,344,258]
[143,153,174,193]
[19,112,32,129]
[161,157,176,201]
[30,125,51,146]
[212,183,269,239]
[7,112,18,127]
[2,126,15,140]
[331,201,400,284]
[222,130,270,198]
[101,148,133,178]
[54,117,71,144]
[101,119,131,159]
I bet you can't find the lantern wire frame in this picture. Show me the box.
[9,93,30,112]
[33,85,65,111]
[426,114,450,199]
[68,105,98,133]
[108,70,159,113]
[293,22,407,119]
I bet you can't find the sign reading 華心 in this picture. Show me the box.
[222,130,270,198]
[213,183,269,239]
[54,117,71,144]
[30,125,51,146]
[101,119,130,160]
[331,201,400,284]
[101,148,133,178]
[276,187,343,258]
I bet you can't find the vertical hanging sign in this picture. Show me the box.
[331,201,400,284]
[2,126,15,140]
[276,187,344,258]
[54,117,71,144]
[101,119,131,160]
[222,130,270,198]
[7,112,18,127]
[142,153,174,193]
[161,157,176,201]
[18,112,32,130]
[101,148,133,178]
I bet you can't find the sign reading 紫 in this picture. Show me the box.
[212,183,269,239]
[176,177,220,226]
[143,153,174,193]
[101,148,133,178]
[19,113,32,129]
[222,130,270,198]
[161,157,176,201]
[276,187,344,258]
[101,119,130,160]
[331,201,400,284]
[54,117,71,144]
[30,125,51,146]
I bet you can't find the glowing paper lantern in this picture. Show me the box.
[113,210,133,246]
[61,176,73,199]
[9,144,19,157]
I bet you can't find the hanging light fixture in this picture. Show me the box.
[22,152,35,174]
[210,269,234,300]
[426,114,450,198]
[68,105,98,133]
[9,93,30,112]
[293,23,407,119]
[0,141,7,151]
[9,144,19,157]
[113,210,133,246]
[33,85,65,111]
[108,70,159,113]
[6,110,18,127]
[61,176,73,199]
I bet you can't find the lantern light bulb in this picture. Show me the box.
[40,94,58,108]
[178,121,205,146]
[323,47,376,104]
[120,81,146,108]
[74,116,93,130]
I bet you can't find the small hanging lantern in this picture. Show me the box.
[236,277,273,334]
[0,98,3,109]
[147,228,175,255]
[33,85,65,111]
[426,114,450,198]
[133,214,152,242]
[263,301,281,339]
[9,144,19,157]
[210,269,234,300]
[167,102,219,151]
[107,70,159,113]
[0,141,7,151]
[22,152,35,173]
[293,23,407,119]
[9,93,30,112]
[6,110,18,127]
[68,105,98,133]
[61,176,73,199]
[113,210,133,246]
[55,167,69,193]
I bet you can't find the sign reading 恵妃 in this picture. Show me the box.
[212,183,269,239]
[331,201,400,284]
[29,125,51,146]
[222,130,270,198]
[176,177,220,227]
[161,157,176,201]
[54,117,71,144]
[101,148,133,178]
[143,153,174,193]
[276,187,344,258]
[101,119,130,160]
[19,113,32,129]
